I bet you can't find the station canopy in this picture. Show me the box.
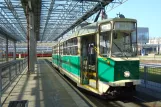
[0,0,127,42]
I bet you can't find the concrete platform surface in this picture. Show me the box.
[2,60,89,107]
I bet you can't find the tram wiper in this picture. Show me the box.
[113,42,128,59]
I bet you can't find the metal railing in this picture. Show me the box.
[0,58,27,106]
[140,64,161,92]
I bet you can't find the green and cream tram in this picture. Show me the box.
[52,18,140,97]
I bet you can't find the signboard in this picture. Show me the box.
[114,22,135,30]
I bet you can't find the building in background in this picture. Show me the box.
[137,27,149,44]
[137,27,161,55]
[137,27,149,55]
[142,37,161,55]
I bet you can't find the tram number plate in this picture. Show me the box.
[125,82,133,87]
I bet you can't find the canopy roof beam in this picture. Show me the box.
[53,0,113,40]
[41,0,55,41]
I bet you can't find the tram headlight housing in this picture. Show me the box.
[124,71,130,77]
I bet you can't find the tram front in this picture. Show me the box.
[111,20,139,81]
[111,19,140,95]
[98,18,140,97]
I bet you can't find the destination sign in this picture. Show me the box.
[114,22,135,30]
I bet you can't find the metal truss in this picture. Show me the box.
[39,0,127,41]
[87,0,128,21]
[105,0,128,12]
[0,0,127,42]
[0,0,27,41]
[40,0,98,41]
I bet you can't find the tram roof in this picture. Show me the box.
[54,18,136,44]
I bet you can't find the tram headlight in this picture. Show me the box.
[124,71,130,77]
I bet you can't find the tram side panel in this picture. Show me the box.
[98,58,115,82]
[59,55,80,80]
[61,55,66,71]
[114,60,139,81]
[52,45,59,68]
[52,54,58,67]
[98,58,139,82]
[70,56,80,76]
[55,38,80,82]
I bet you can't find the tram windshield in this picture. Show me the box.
[111,30,137,57]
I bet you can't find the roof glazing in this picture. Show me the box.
[0,0,26,41]
[0,0,127,42]
[40,0,97,41]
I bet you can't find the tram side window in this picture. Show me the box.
[73,37,78,45]
[53,46,57,54]
[54,47,56,54]
[70,39,73,55]
[67,40,71,55]
[62,38,78,55]
[69,39,73,55]
[100,32,110,57]
[56,45,58,55]
[71,38,78,55]
[60,43,63,55]
[65,38,78,55]
[73,47,78,55]
[52,47,54,54]
[63,42,67,55]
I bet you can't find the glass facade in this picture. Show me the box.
[0,36,16,63]
[0,36,6,63]
[137,27,149,44]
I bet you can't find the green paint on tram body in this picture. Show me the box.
[98,58,139,82]
[98,58,115,82]
[114,61,139,81]
[52,54,139,83]
[52,54,80,76]
[52,54,58,65]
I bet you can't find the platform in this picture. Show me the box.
[2,59,89,107]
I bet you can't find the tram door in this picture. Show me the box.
[80,35,97,88]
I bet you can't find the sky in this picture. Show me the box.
[106,0,161,38]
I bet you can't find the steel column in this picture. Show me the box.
[6,37,8,62]
[26,6,30,72]
[13,41,16,60]
[29,11,36,72]
[0,68,2,107]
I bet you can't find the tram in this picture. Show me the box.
[52,18,140,97]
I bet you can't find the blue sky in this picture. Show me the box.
[106,0,161,38]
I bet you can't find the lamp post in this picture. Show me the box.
[141,35,143,56]
[158,38,160,55]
